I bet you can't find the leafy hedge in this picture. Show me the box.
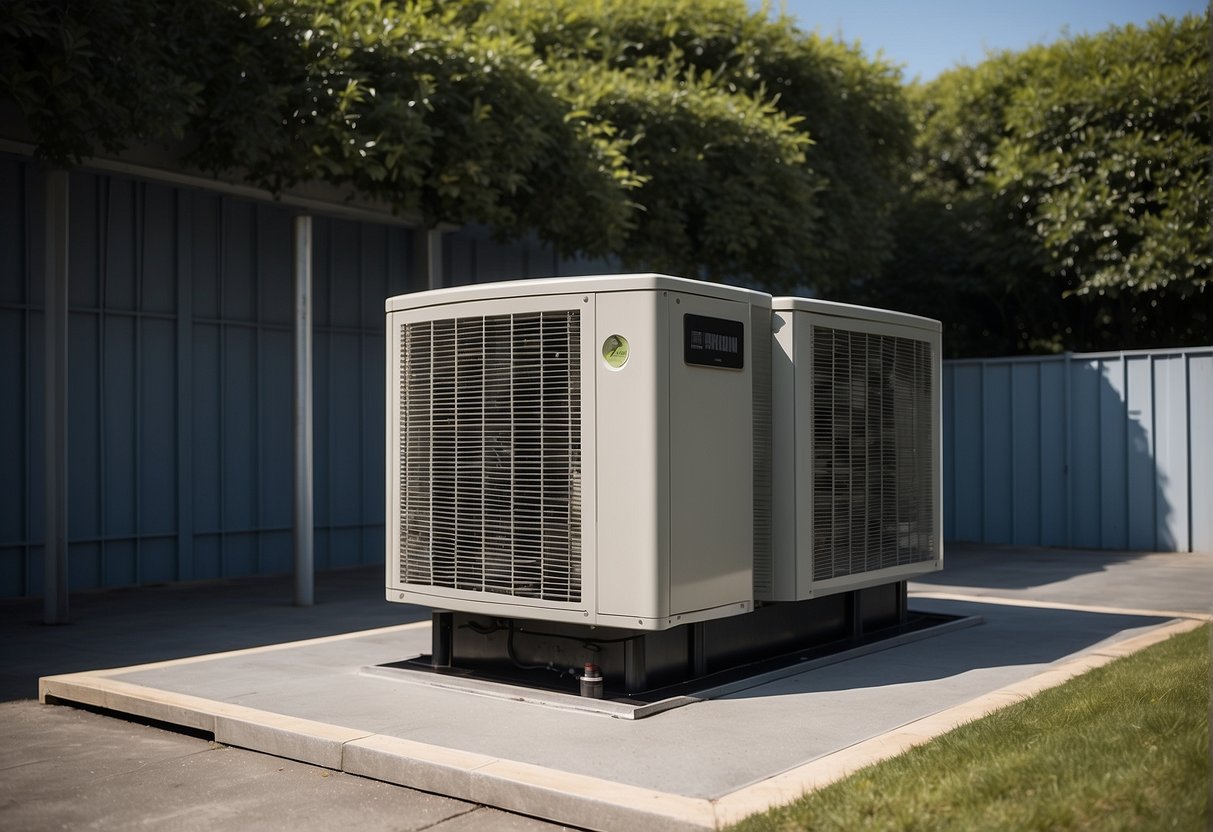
[864,14,1211,355]
[480,0,912,287]
[1,0,908,290]
[1,0,637,256]
[4,3,1206,354]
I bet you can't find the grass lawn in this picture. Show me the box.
[730,623,1210,832]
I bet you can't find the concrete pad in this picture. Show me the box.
[470,759,717,832]
[101,681,219,733]
[42,673,217,732]
[360,665,703,720]
[36,596,1204,831]
[344,733,497,800]
[911,590,1213,622]
[915,544,1213,616]
[438,806,584,832]
[215,711,374,770]
[0,566,434,702]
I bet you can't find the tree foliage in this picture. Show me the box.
[0,0,911,290]
[7,2,1199,356]
[862,14,1211,355]
[1,0,637,255]
[480,0,912,287]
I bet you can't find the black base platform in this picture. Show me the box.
[409,582,940,698]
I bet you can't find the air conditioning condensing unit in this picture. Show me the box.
[385,275,771,630]
[763,297,942,602]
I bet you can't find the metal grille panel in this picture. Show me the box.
[398,311,581,602]
[810,326,934,581]
[750,304,773,597]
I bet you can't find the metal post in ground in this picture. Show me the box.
[293,214,314,607]
[43,168,69,625]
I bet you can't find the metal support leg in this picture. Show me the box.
[689,623,707,678]
[895,580,908,625]
[624,636,647,694]
[43,168,69,625]
[431,612,453,668]
[847,589,863,641]
[292,215,314,607]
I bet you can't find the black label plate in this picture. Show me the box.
[684,314,744,369]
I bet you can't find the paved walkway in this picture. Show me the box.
[2,546,1209,831]
[0,568,575,831]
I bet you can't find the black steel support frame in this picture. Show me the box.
[426,580,911,696]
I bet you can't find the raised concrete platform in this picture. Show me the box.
[39,589,1205,831]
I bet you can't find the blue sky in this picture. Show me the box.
[753,0,1209,81]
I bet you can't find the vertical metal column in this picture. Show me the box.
[414,227,444,290]
[688,622,707,678]
[174,192,194,583]
[1063,350,1073,547]
[293,215,314,606]
[431,612,453,668]
[846,589,863,641]
[624,636,647,694]
[43,168,69,625]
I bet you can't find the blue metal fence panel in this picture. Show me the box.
[1124,355,1156,550]
[980,364,1013,543]
[1190,354,1213,553]
[944,348,1213,553]
[1067,357,1100,549]
[1097,358,1128,549]
[1037,361,1068,546]
[948,364,985,542]
[1009,363,1041,544]
[1159,356,1190,551]
[0,155,422,597]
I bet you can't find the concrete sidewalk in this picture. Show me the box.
[3,547,1210,831]
[1,568,575,831]
[0,699,563,832]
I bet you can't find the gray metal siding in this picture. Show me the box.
[0,158,33,596]
[943,349,1213,553]
[0,155,419,596]
[1191,354,1213,552]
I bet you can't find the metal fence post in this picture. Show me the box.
[43,168,69,625]
[293,215,314,606]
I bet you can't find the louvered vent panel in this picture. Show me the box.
[810,326,934,581]
[398,311,581,603]
[750,304,773,597]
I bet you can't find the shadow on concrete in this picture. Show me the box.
[914,543,1154,591]
[0,565,429,702]
[722,599,1171,700]
[911,543,1212,618]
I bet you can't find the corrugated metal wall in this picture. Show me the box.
[0,156,420,597]
[443,223,617,284]
[0,156,615,598]
[943,349,1213,552]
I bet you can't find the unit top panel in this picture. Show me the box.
[772,296,940,333]
[386,274,771,313]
